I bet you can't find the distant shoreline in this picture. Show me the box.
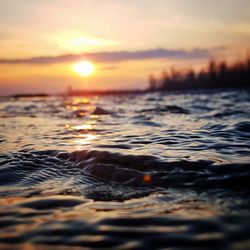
[2,86,249,99]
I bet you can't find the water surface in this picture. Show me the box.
[0,89,250,249]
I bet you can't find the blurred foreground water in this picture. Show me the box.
[0,89,250,249]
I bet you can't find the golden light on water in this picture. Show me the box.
[74,134,97,144]
[65,123,96,131]
[72,124,94,130]
[74,134,97,150]
[73,61,95,77]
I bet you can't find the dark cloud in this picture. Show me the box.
[0,48,223,65]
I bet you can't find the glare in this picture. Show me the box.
[72,124,93,130]
[55,32,120,53]
[74,134,97,145]
[65,124,95,131]
[73,61,95,77]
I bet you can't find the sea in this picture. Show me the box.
[0,89,250,250]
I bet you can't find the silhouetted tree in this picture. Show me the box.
[148,56,250,91]
[148,74,157,91]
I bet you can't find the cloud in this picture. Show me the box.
[0,48,222,65]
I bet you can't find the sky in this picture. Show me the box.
[0,0,249,95]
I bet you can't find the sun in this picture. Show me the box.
[73,61,95,77]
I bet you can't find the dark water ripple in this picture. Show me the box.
[0,211,250,249]
[0,90,250,249]
[1,149,250,195]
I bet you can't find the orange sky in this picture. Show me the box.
[0,0,249,95]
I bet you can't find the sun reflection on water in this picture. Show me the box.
[74,134,97,150]
[74,135,97,144]
[72,124,94,130]
[64,118,98,149]
[67,97,91,106]
[63,96,101,150]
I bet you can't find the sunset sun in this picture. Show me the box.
[73,61,95,77]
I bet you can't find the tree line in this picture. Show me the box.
[148,56,250,91]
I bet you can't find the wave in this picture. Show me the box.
[139,105,190,114]
[1,149,249,196]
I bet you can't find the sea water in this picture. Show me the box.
[0,89,250,249]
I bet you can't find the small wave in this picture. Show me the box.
[207,109,247,118]
[92,107,113,115]
[0,199,249,249]
[0,149,249,200]
[235,121,250,133]
[17,195,87,210]
[140,105,190,114]
[71,106,113,118]
[132,120,162,127]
